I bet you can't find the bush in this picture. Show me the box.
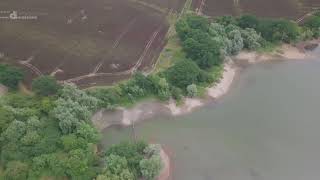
[0,64,24,90]
[4,161,29,180]
[165,60,201,89]
[215,16,236,26]
[228,29,244,54]
[182,30,222,68]
[237,14,259,29]
[170,87,183,101]
[187,84,198,97]
[139,155,162,180]
[106,141,147,177]
[176,15,223,69]
[257,19,300,43]
[32,75,61,96]
[241,28,262,50]
[88,88,121,109]
[304,15,320,37]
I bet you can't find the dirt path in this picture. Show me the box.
[196,0,206,15]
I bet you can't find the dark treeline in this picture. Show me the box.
[0,75,162,180]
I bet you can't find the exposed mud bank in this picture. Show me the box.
[158,145,171,180]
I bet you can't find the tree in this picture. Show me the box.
[88,88,120,110]
[32,75,60,96]
[143,144,161,158]
[59,84,98,111]
[165,60,201,89]
[185,14,210,32]
[76,122,101,144]
[133,72,153,93]
[237,14,259,29]
[304,15,320,37]
[106,141,147,177]
[21,131,40,145]
[170,87,183,101]
[182,30,222,68]
[4,161,29,180]
[0,107,15,134]
[139,155,162,180]
[0,64,24,90]
[148,75,171,100]
[65,149,89,179]
[46,154,67,177]
[31,155,48,176]
[257,19,300,43]
[100,154,134,180]
[241,28,262,50]
[1,120,26,143]
[228,29,244,55]
[215,16,236,26]
[61,134,84,151]
[187,84,198,97]
[52,98,91,134]
[26,116,41,131]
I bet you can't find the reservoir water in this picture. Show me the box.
[102,48,320,180]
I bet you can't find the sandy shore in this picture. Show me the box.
[207,60,237,99]
[166,98,204,116]
[235,44,312,64]
[158,145,171,180]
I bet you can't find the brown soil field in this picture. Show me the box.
[197,0,320,19]
[0,0,186,88]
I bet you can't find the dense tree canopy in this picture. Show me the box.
[165,60,201,89]
[0,64,24,89]
[32,75,61,96]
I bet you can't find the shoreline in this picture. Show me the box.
[91,42,318,180]
[92,42,317,131]
[158,145,171,180]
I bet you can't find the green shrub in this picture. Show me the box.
[257,19,300,43]
[165,60,201,89]
[0,64,24,90]
[304,15,320,37]
[32,75,61,96]
[237,14,259,29]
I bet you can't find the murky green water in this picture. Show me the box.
[102,48,320,180]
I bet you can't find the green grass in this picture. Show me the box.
[257,41,280,53]
[179,0,193,18]
[153,35,186,73]
[152,0,193,73]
